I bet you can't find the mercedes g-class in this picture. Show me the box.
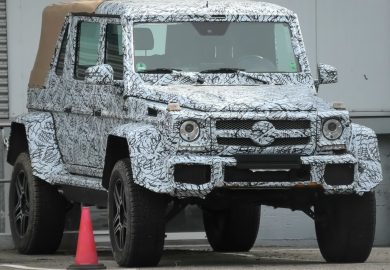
[7,0,382,267]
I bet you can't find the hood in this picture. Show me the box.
[138,84,331,112]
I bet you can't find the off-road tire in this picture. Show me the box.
[203,205,260,252]
[315,192,376,263]
[9,153,66,254]
[108,158,167,267]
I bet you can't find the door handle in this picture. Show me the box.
[93,109,102,117]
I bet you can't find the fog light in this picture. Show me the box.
[167,102,181,111]
[174,164,211,185]
[333,101,347,110]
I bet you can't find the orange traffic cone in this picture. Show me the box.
[68,207,106,269]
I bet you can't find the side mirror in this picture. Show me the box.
[318,63,338,85]
[85,64,114,85]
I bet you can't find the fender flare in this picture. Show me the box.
[7,122,29,165]
[103,123,174,194]
[348,123,383,192]
[8,112,67,182]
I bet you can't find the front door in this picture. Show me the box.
[88,22,127,170]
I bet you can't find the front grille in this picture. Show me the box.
[217,137,310,147]
[217,138,255,146]
[216,120,311,130]
[213,117,315,154]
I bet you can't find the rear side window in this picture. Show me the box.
[75,21,100,79]
[105,24,123,80]
[55,25,69,76]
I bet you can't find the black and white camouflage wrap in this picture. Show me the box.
[85,64,115,85]
[318,63,338,85]
[13,0,382,198]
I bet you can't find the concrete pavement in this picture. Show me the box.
[1,246,390,270]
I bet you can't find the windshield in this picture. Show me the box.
[133,22,301,74]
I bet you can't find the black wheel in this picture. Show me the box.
[315,192,376,263]
[108,158,167,267]
[203,205,260,252]
[9,153,66,254]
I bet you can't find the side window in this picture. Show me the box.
[55,25,69,76]
[105,24,123,80]
[75,21,100,80]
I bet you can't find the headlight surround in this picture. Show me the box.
[180,120,200,142]
[322,119,343,140]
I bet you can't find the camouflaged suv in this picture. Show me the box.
[7,0,382,267]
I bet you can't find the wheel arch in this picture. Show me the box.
[9,112,67,184]
[102,135,130,189]
[348,123,383,192]
[105,123,173,194]
[7,122,29,165]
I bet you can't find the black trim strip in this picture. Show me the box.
[71,12,121,19]
[234,155,302,169]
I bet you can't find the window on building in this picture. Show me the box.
[75,21,100,80]
[55,25,69,76]
[105,24,123,80]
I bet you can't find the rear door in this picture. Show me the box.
[53,16,103,173]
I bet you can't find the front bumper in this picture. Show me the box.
[168,154,359,198]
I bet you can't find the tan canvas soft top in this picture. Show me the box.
[29,0,104,88]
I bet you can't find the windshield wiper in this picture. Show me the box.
[200,68,268,84]
[138,68,182,74]
[237,70,269,85]
[138,68,204,84]
[172,70,205,84]
[200,68,244,73]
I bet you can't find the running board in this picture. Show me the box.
[59,184,107,208]
[51,173,107,207]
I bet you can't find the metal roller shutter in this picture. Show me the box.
[0,0,8,119]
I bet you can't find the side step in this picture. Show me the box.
[51,174,107,207]
[59,184,107,208]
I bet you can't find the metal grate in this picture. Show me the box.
[217,137,310,147]
[216,120,257,130]
[216,120,311,130]
[271,120,311,130]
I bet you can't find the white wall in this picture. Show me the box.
[271,0,390,115]
[7,0,57,118]
[316,0,390,114]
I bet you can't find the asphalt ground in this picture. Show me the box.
[0,246,390,270]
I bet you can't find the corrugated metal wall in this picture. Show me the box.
[0,0,8,119]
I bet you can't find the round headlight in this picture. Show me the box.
[323,119,343,140]
[180,120,200,142]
